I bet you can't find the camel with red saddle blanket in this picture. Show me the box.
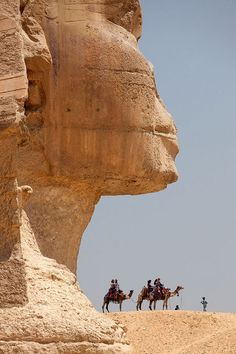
[136,285,184,311]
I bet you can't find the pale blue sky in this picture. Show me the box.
[78,0,236,313]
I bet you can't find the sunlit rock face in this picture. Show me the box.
[20,0,178,195]
[0,0,178,352]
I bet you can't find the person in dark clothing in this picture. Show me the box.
[147,279,153,295]
[109,279,116,298]
[114,279,120,292]
[175,305,180,310]
[154,277,164,288]
[154,277,164,295]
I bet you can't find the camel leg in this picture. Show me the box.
[137,299,142,311]
[154,300,156,311]
[119,301,122,312]
[106,301,109,313]
[149,300,153,311]
[165,297,168,310]
[163,299,168,310]
[102,301,105,313]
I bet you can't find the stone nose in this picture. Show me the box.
[145,60,177,137]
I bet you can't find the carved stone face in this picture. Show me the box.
[23,0,178,195]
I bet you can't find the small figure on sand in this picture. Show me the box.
[175,305,180,310]
[201,297,208,312]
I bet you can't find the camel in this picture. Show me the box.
[102,290,134,313]
[136,286,184,311]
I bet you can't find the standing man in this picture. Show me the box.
[201,297,208,312]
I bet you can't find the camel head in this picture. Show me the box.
[128,290,134,298]
[176,286,184,296]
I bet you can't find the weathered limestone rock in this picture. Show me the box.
[0,0,178,353]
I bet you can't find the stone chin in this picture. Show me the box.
[43,129,179,195]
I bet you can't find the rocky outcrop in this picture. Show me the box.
[0,212,130,353]
[0,0,178,352]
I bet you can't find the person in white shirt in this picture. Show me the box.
[201,297,208,311]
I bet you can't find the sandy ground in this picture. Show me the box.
[108,311,236,354]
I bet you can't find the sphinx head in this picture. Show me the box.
[21,0,178,195]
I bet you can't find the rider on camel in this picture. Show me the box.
[115,279,120,292]
[109,279,121,300]
[109,279,116,298]
[147,279,153,295]
[154,277,164,295]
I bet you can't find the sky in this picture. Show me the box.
[77,0,236,313]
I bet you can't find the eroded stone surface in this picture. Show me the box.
[0,0,178,352]
[0,213,130,353]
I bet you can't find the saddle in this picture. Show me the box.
[106,289,123,301]
[153,286,170,298]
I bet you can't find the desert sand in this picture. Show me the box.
[109,311,236,354]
